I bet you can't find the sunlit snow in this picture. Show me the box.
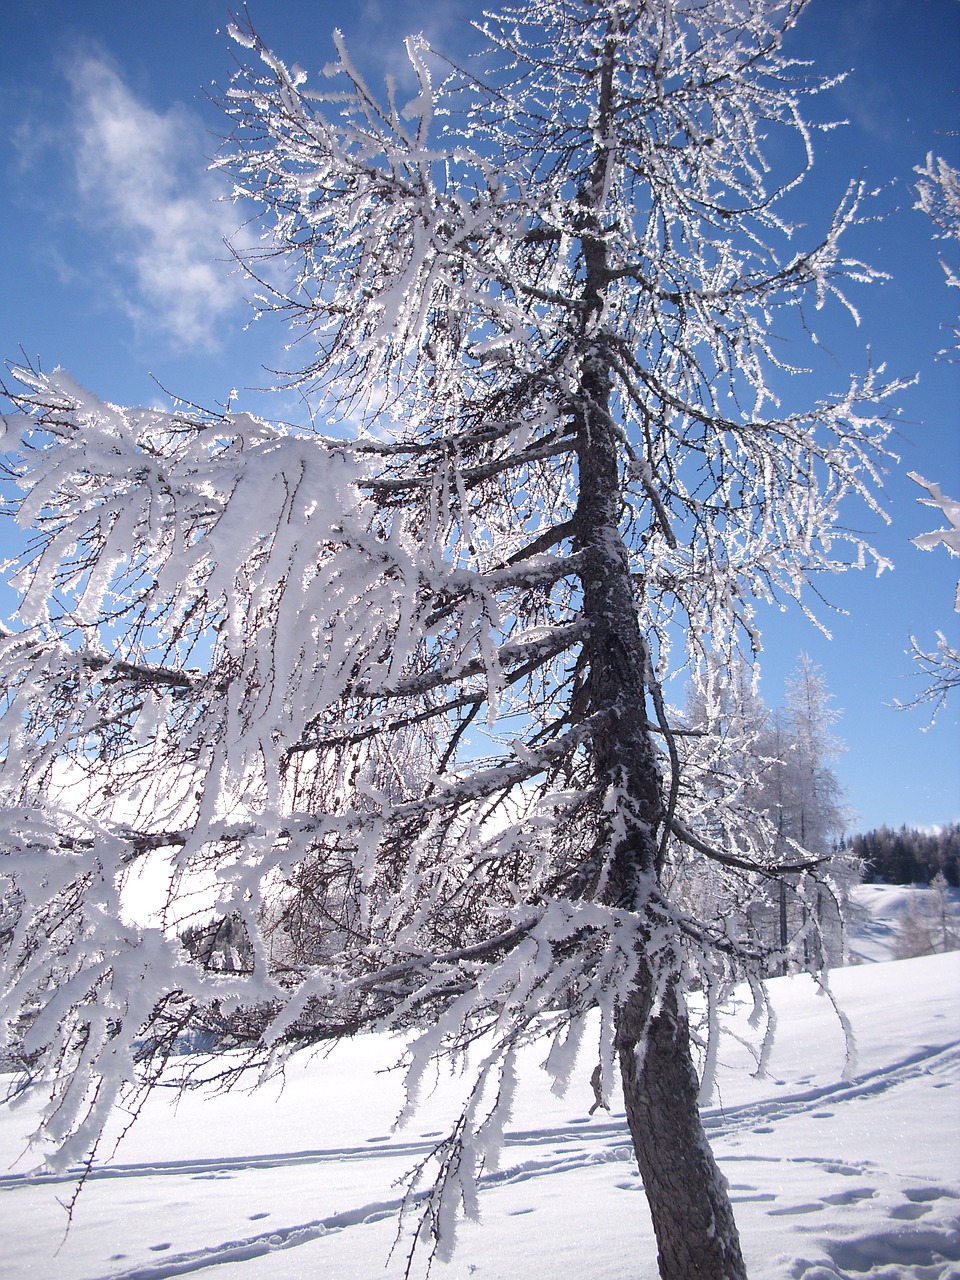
[1,889,957,1280]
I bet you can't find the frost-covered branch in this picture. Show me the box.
[916,153,960,358]
[901,472,960,717]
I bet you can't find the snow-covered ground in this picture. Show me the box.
[847,882,959,965]
[1,901,958,1280]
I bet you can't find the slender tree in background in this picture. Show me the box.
[777,656,845,856]
[682,655,850,970]
[0,3,900,1277]
[892,872,960,960]
[766,656,849,967]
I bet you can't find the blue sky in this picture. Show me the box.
[1,0,958,833]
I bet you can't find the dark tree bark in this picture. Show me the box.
[577,423,749,1273]
[618,977,748,1280]
[567,27,748,1272]
[577,406,749,1278]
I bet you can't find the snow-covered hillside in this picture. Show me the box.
[1,946,958,1280]
[846,882,960,966]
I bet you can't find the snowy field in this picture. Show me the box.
[1,896,958,1280]
[846,883,959,966]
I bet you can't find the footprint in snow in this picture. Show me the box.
[890,1202,931,1220]
[824,1223,960,1273]
[767,1203,824,1217]
[904,1187,960,1202]
[821,1188,876,1206]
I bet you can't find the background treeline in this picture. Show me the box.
[848,823,960,887]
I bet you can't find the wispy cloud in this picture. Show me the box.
[68,54,245,348]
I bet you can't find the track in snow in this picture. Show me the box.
[3,1036,957,1280]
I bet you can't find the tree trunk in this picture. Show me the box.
[574,275,750,1280]
[572,32,749,1275]
[618,973,748,1280]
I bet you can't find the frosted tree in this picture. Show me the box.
[682,656,850,969]
[777,655,846,856]
[893,873,960,960]
[0,3,900,1278]
[766,656,849,966]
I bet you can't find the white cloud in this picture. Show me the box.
[68,54,246,348]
